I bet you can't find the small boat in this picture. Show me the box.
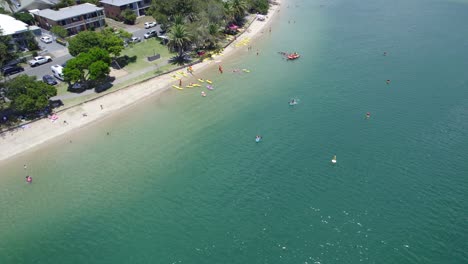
[172,85,183,90]
[287,53,300,60]
[198,79,205,83]
[206,80,213,84]
[255,136,262,143]
[206,85,213,90]
[331,155,337,164]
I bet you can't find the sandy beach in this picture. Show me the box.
[0,1,282,162]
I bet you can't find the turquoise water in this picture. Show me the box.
[1,0,468,263]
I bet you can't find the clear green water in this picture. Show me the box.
[1,0,468,263]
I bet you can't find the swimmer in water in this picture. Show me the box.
[386,80,391,84]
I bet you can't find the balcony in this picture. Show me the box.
[63,16,104,29]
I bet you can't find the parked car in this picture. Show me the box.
[144,30,157,39]
[42,74,58,85]
[51,64,65,80]
[144,22,156,29]
[28,56,52,67]
[129,37,141,43]
[1,65,24,76]
[40,36,53,44]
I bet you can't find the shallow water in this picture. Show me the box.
[1,0,468,263]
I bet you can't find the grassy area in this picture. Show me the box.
[55,82,69,96]
[60,64,176,108]
[120,38,174,72]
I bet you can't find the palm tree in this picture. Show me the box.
[172,14,184,26]
[230,0,248,25]
[168,24,192,57]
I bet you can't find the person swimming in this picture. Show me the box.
[255,135,262,142]
[366,112,371,118]
[26,176,32,183]
[289,99,298,105]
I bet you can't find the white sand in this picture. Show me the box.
[0,1,282,162]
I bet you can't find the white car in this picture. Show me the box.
[40,36,53,44]
[129,37,141,43]
[28,56,52,67]
[144,22,156,29]
[144,30,157,39]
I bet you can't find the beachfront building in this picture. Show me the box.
[30,3,105,35]
[100,0,151,20]
[0,14,32,49]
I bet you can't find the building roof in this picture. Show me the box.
[17,0,56,12]
[31,3,103,21]
[100,0,138,7]
[0,14,29,35]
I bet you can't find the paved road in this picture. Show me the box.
[6,54,72,81]
[131,25,163,40]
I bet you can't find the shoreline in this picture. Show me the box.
[0,1,282,163]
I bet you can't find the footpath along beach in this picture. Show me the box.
[0,1,282,163]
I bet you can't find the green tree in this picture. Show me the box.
[230,0,248,25]
[121,9,137,25]
[247,0,269,14]
[54,0,75,9]
[5,75,56,116]
[25,32,39,51]
[167,24,191,56]
[0,29,17,67]
[63,48,111,83]
[13,12,35,25]
[68,31,102,56]
[50,25,68,38]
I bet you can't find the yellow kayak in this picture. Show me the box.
[192,83,201,87]
[198,79,204,83]
[242,69,250,73]
[172,85,183,90]
[186,85,193,88]
[172,75,180,80]
[206,80,213,84]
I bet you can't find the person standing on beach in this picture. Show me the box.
[100,105,103,110]
[218,65,223,74]
[179,79,182,87]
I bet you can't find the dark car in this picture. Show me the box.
[1,65,24,76]
[42,75,58,85]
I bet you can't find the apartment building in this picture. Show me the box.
[30,3,105,35]
[0,14,31,49]
[100,0,151,20]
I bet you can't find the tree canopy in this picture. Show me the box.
[4,75,56,116]
[13,12,35,25]
[51,25,68,38]
[149,0,269,55]
[63,48,111,84]
[121,9,137,25]
[0,29,17,67]
[68,30,124,57]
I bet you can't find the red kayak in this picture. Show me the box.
[287,54,300,60]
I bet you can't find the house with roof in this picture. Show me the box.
[100,0,151,20]
[30,3,105,35]
[0,14,32,49]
